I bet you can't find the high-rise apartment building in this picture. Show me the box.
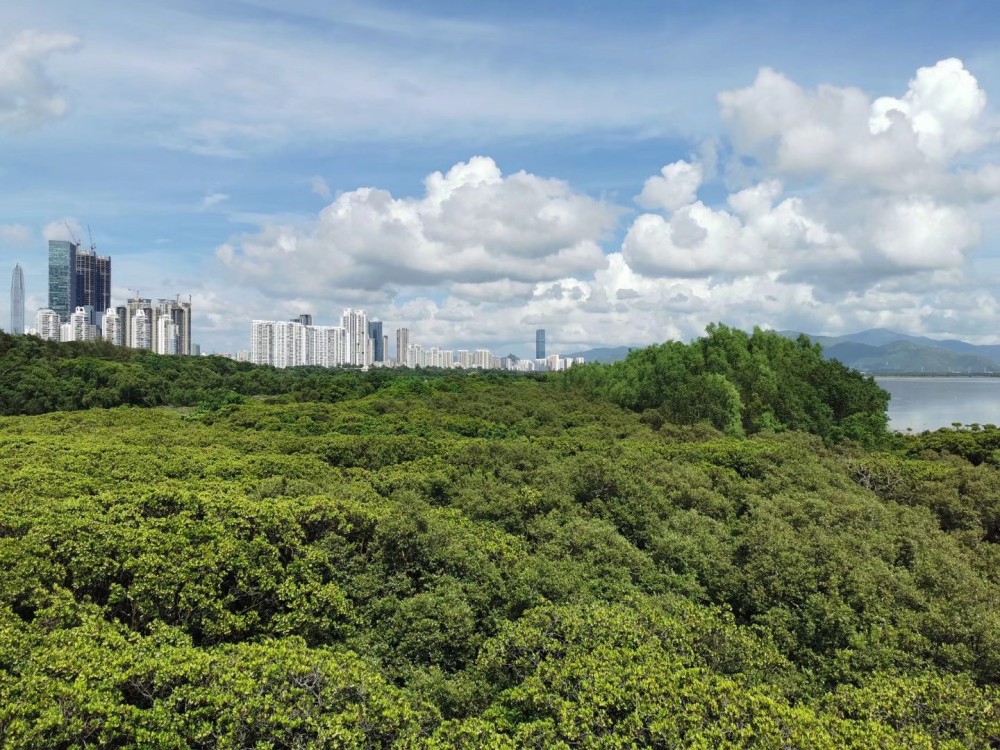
[103,307,124,346]
[62,307,98,342]
[341,309,370,366]
[123,297,152,350]
[473,349,491,369]
[9,263,24,334]
[48,240,78,321]
[536,329,546,360]
[292,313,313,326]
[118,296,191,355]
[75,249,111,315]
[273,321,304,369]
[131,309,151,349]
[156,315,180,355]
[157,297,192,355]
[251,320,275,366]
[396,327,410,364]
[367,320,384,362]
[251,319,352,368]
[314,326,347,367]
[35,308,61,341]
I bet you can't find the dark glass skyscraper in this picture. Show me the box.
[536,329,546,359]
[10,263,24,334]
[368,320,384,362]
[48,240,78,321]
[75,249,112,315]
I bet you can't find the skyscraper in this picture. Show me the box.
[48,240,78,321]
[10,263,24,334]
[396,327,410,364]
[75,249,111,316]
[367,320,384,362]
[156,297,192,355]
[156,315,180,355]
[536,329,546,359]
[123,297,152,350]
[341,308,370,366]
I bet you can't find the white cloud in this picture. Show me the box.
[870,58,988,161]
[871,197,980,270]
[202,192,229,208]
[622,175,857,280]
[597,57,1000,349]
[637,160,703,213]
[218,156,619,297]
[42,218,82,242]
[195,59,1000,353]
[625,59,994,290]
[0,30,80,131]
[718,59,995,192]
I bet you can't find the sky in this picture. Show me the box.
[3,0,1000,356]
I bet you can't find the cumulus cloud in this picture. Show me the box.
[0,30,80,131]
[624,58,992,300]
[717,58,995,191]
[622,175,859,280]
[210,60,1000,355]
[218,156,619,298]
[869,59,988,161]
[637,160,703,213]
[871,197,980,270]
[580,56,1000,353]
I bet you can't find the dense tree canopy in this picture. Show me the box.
[1,327,998,746]
[562,325,890,443]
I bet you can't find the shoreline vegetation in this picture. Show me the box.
[1,325,998,747]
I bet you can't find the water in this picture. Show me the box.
[877,376,1000,432]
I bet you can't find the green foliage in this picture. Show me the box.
[0,330,546,418]
[0,335,997,747]
[561,324,889,443]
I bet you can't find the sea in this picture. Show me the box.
[877,376,1000,432]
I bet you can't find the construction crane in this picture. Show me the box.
[87,225,96,253]
[64,222,81,246]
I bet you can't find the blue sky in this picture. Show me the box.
[3,0,1000,355]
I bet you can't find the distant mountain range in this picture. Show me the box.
[566,346,632,364]
[571,329,1000,374]
[779,329,1000,374]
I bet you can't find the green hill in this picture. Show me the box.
[824,340,1000,374]
[780,329,1000,374]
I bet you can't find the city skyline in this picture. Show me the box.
[249,311,580,371]
[2,3,1000,356]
